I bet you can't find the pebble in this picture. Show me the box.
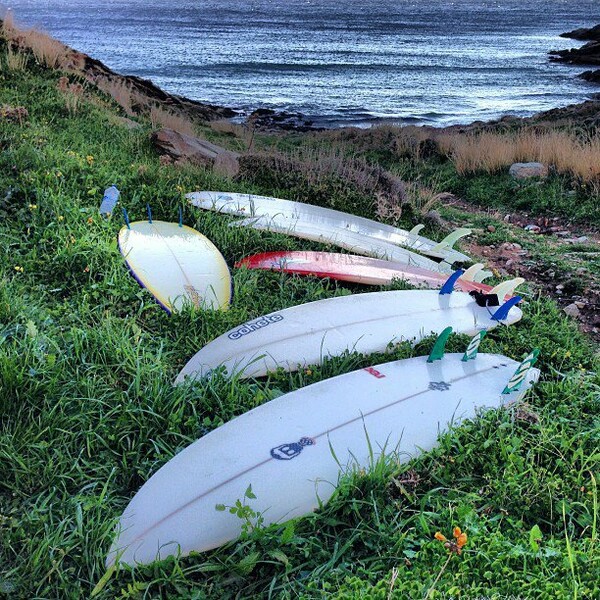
[563,303,581,318]
[524,224,541,233]
[487,225,496,233]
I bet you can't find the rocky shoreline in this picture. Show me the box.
[550,23,600,85]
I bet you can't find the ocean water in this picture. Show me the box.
[7,0,600,127]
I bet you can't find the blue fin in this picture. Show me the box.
[179,206,183,227]
[147,204,153,224]
[122,208,131,229]
[427,326,453,362]
[491,296,522,321]
[439,270,464,295]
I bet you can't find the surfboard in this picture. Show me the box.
[236,251,520,294]
[108,346,540,566]
[230,212,455,274]
[175,288,523,382]
[187,190,473,264]
[118,220,232,313]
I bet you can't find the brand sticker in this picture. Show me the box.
[429,381,451,391]
[228,314,284,340]
[364,367,386,379]
[271,437,315,460]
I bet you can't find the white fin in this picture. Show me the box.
[490,278,525,300]
[461,263,485,282]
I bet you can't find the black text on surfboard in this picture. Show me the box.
[228,315,284,340]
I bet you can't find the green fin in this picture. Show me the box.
[427,327,453,363]
[462,330,487,361]
[430,228,472,253]
[461,263,485,282]
[502,349,540,394]
[490,277,525,300]
[409,224,425,237]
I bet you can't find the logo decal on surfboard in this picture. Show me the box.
[429,381,451,391]
[271,437,315,460]
[228,315,284,340]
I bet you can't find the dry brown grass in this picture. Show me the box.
[95,77,136,116]
[5,45,27,70]
[149,105,196,136]
[57,76,84,116]
[2,10,77,70]
[436,129,600,181]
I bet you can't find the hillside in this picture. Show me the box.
[1,24,599,600]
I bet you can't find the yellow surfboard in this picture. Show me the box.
[118,220,231,313]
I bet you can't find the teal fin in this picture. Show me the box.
[430,228,472,253]
[462,330,487,361]
[461,263,485,282]
[409,224,425,237]
[490,278,525,300]
[502,349,540,394]
[427,327,453,363]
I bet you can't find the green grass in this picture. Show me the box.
[1,44,599,599]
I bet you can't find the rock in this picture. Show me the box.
[563,303,581,318]
[579,69,600,84]
[151,128,240,177]
[575,301,586,309]
[0,104,28,123]
[504,214,512,222]
[487,225,496,233]
[509,162,549,179]
[560,24,600,42]
[549,40,600,66]
[524,224,541,233]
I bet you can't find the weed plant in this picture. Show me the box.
[0,39,598,599]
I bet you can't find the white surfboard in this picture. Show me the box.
[118,220,232,313]
[108,349,539,566]
[187,191,473,264]
[230,212,454,274]
[175,289,522,382]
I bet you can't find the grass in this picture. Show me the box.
[0,36,599,600]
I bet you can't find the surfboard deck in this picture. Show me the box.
[175,289,522,382]
[118,220,232,313]
[108,351,539,566]
[236,250,498,292]
[187,191,473,264]
[230,213,454,274]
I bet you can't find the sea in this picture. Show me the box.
[6,0,600,127]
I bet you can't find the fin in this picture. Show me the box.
[490,278,525,300]
[473,269,493,283]
[179,205,183,227]
[502,349,540,394]
[461,263,485,282]
[427,326,453,363]
[122,207,131,229]
[146,204,152,224]
[491,296,522,321]
[462,330,487,361]
[439,269,465,295]
[430,228,472,253]
[409,224,425,237]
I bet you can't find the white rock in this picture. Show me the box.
[509,162,549,179]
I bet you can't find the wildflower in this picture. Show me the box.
[14,265,24,273]
[434,526,468,555]
[58,215,64,221]
[83,265,90,273]
[564,350,571,358]
[305,369,312,376]
[56,171,63,178]
[28,204,37,210]
[86,155,94,165]
[87,216,94,225]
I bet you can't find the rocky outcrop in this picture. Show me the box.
[579,70,600,84]
[560,24,600,42]
[151,129,240,177]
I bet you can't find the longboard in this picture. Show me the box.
[230,213,455,274]
[118,220,232,313]
[175,288,522,382]
[108,347,539,566]
[236,251,518,293]
[187,191,473,264]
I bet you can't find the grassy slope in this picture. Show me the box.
[0,53,599,599]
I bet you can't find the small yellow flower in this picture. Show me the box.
[87,216,94,225]
[86,155,94,165]
[14,265,24,273]
[29,204,37,210]
[564,350,571,358]
[58,215,64,221]
[56,171,63,177]
[305,369,312,376]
